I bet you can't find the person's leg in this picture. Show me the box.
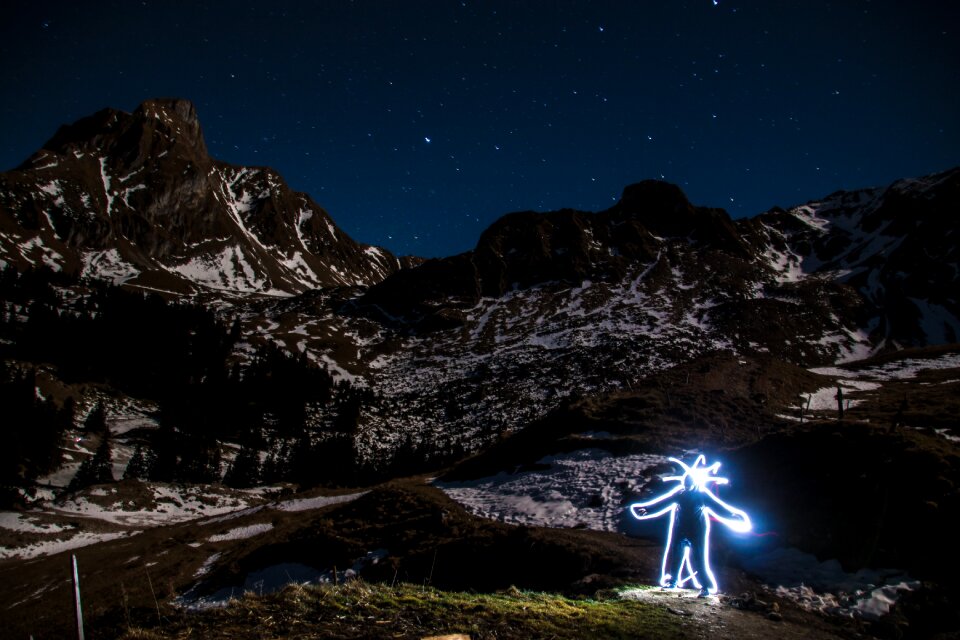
[661,537,679,587]
[696,530,717,595]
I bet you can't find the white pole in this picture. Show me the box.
[72,554,85,640]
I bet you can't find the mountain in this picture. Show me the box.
[0,99,410,297]
[1,99,958,473]
[361,169,960,351]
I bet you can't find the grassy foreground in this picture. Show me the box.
[120,581,683,640]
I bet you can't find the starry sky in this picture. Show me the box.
[2,1,958,258]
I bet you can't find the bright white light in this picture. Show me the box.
[629,455,751,594]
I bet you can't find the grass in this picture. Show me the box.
[118,581,685,640]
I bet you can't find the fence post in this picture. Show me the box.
[72,554,85,640]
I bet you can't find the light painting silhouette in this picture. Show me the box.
[629,455,751,595]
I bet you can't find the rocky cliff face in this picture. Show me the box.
[0,99,407,296]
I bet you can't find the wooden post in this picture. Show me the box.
[72,554,85,640]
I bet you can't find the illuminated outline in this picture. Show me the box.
[628,455,751,594]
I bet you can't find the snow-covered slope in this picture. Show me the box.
[749,168,960,348]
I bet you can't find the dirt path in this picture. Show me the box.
[620,587,853,639]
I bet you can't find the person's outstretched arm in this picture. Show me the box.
[703,488,751,532]
[629,484,683,520]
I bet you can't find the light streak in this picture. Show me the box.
[629,454,751,595]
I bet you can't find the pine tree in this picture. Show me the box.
[68,434,114,491]
[224,445,262,488]
[176,439,221,484]
[148,423,178,482]
[208,443,223,483]
[123,443,156,480]
[260,439,290,484]
[290,430,316,486]
[83,403,108,434]
[391,433,422,477]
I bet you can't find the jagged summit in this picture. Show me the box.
[35,99,207,167]
[612,179,750,256]
[0,99,405,296]
[617,179,693,218]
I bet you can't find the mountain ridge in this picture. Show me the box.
[1,99,958,477]
[359,167,959,349]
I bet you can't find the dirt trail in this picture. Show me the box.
[620,587,852,639]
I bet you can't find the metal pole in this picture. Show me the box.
[72,554,85,640]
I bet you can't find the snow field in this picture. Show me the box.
[436,449,668,532]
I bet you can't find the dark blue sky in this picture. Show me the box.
[2,1,958,258]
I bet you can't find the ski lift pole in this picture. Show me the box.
[72,554,85,640]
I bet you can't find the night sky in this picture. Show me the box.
[2,2,958,258]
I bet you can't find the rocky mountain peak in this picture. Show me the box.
[30,99,208,172]
[0,99,405,295]
[611,179,749,255]
[137,98,201,127]
[134,98,207,157]
[618,180,693,219]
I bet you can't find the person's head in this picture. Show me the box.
[668,454,729,492]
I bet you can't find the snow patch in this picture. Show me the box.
[168,245,268,293]
[274,491,367,512]
[744,546,919,620]
[99,157,115,216]
[82,249,140,284]
[436,450,667,532]
[207,523,274,542]
[0,512,70,534]
[0,530,138,560]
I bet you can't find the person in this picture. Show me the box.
[629,455,751,596]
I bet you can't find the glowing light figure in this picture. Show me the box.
[628,455,751,595]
